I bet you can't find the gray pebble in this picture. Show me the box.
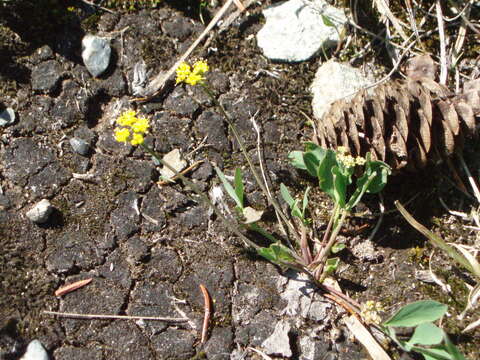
[82,34,111,78]
[69,137,90,156]
[0,107,15,126]
[20,339,49,360]
[26,199,53,224]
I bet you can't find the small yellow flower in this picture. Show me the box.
[185,73,203,86]
[355,156,366,166]
[176,62,191,84]
[114,110,150,146]
[116,109,137,127]
[192,60,209,75]
[114,127,131,143]
[360,300,384,325]
[175,60,209,86]
[131,117,149,133]
[337,146,348,154]
[130,132,145,146]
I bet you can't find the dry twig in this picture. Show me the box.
[55,278,92,297]
[43,311,188,323]
[199,284,212,344]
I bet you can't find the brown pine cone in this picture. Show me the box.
[314,56,480,172]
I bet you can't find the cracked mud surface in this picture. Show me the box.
[1,1,479,359]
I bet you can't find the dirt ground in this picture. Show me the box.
[1,0,479,359]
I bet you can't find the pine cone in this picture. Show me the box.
[314,56,480,172]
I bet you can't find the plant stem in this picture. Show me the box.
[317,209,348,283]
[141,144,261,251]
[200,83,300,243]
[300,222,313,264]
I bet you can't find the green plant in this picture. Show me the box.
[287,143,391,281]
[382,300,466,360]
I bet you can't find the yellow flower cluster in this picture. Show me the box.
[336,146,366,168]
[114,110,150,146]
[175,60,209,86]
[360,300,384,325]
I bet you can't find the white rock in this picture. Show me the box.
[0,107,15,126]
[311,60,373,120]
[159,149,187,180]
[82,34,111,77]
[257,0,347,62]
[26,199,53,224]
[20,340,49,360]
[279,271,331,321]
[261,320,292,357]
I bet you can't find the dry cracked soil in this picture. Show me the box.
[1,1,479,359]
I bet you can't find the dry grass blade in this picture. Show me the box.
[373,0,409,42]
[435,0,448,84]
[43,311,188,322]
[395,201,476,276]
[139,0,240,100]
[55,278,92,297]
[343,315,392,360]
[449,243,480,279]
[462,317,480,333]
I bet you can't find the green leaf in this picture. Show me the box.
[249,223,278,243]
[412,346,456,360]
[346,171,376,210]
[280,183,295,207]
[317,150,337,199]
[234,168,244,208]
[257,242,296,264]
[405,323,443,348]
[363,157,391,194]
[443,331,467,360]
[383,300,448,327]
[331,243,346,254]
[288,150,306,170]
[280,184,303,219]
[215,166,243,210]
[332,166,347,207]
[304,152,321,178]
[321,14,335,27]
[324,257,340,274]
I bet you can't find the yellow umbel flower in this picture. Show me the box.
[175,60,209,86]
[130,133,145,146]
[176,62,191,84]
[360,300,384,325]
[116,109,137,127]
[192,60,209,75]
[114,127,131,143]
[114,110,150,146]
[131,117,149,133]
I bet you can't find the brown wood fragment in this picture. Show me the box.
[199,284,212,344]
[55,278,92,297]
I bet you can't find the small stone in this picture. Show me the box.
[159,149,187,180]
[31,60,63,93]
[0,107,15,126]
[82,34,111,78]
[69,137,90,156]
[257,0,347,62]
[261,320,292,357]
[20,339,49,360]
[311,60,372,120]
[26,199,54,224]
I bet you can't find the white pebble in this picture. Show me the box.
[20,340,49,360]
[26,199,53,224]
